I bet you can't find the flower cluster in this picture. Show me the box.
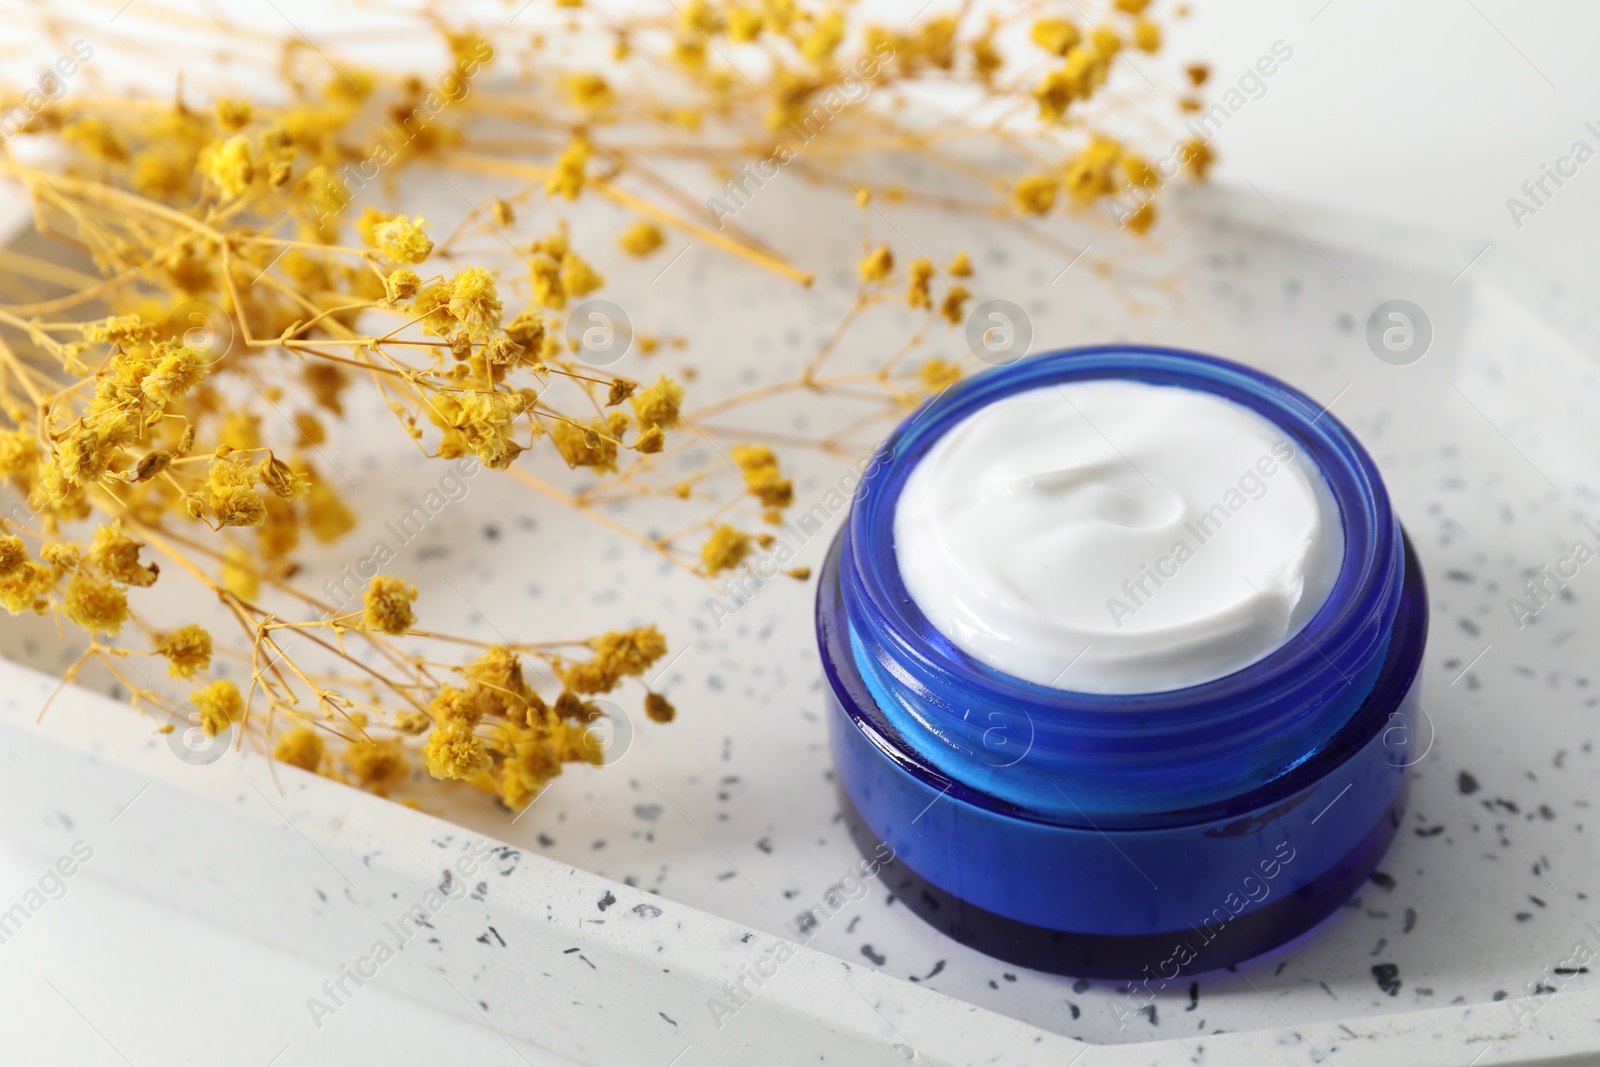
[0,0,1206,812]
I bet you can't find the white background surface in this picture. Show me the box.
[3,1,1599,1064]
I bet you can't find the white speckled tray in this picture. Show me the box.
[3,161,1599,1065]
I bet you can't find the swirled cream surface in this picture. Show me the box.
[893,379,1343,694]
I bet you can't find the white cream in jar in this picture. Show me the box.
[893,379,1344,694]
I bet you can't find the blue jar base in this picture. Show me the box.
[839,781,1407,979]
[822,521,1428,980]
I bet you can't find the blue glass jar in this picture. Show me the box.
[819,345,1427,979]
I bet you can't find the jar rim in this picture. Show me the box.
[830,345,1427,825]
[843,345,1400,733]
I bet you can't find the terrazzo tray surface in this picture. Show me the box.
[2,165,1599,1066]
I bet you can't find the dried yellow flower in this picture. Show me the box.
[727,6,763,42]
[731,444,792,510]
[800,10,845,63]
[0,556,51,616]
[505,308,546,350]
[547,138,590,200]
[630,375,684,431]
[411,281,458,337]
[562,626,668,694]
[0,428,39,477]
[88,521,158,587]
[1014,173,1059,215]
[371,215,434,265]
[201,135,254,199]
[362,575,417,634]
[550,417,619,474]
[0,536,27,577]
[1124,199,1156,234]
[424,719,491,780]
[946,250,973,277]
[293,412,325,446]
[157,624,213,680]
[429,685,481,725]
[141,342,209,405]
[354,206,396,247]
[393,710,432,736]
[1123,154,1160,191]
[1133,18,1161,53]
[1031,18,1082,57]
[191,678,244,736]
[215,98,252,130]
[274,726,324,772]
[530,256,565,310]
[634,425,665,454]
[306,475,356,543]
[499,734,562,807]
[259,455,309,500]
[859,244,894,283]
[645,692,676,724]
[560,252,604,298]
[906,258,934,310]
[700,524,753,574]
[1064,137,1122,203]
[619,221,665,256]
[82,314,158,346]
[448,267,504,339]
[565,72,615,111]
[345,737,410,791]
[1184,138,1216,178]
[919,358,962,392]
[208,459,267,527]
[939,284,970,325]
[40,542,79,575]
[385,268,420,302]
[63,573,129,635]
[1035,44,1109,120]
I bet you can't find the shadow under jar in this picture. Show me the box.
[818,345,1428,979]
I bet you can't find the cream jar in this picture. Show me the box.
[818,345,1427,978]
